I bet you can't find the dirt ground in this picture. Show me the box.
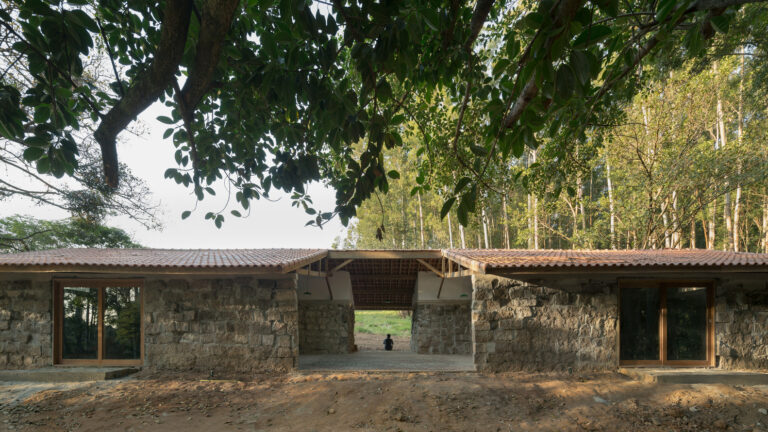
[2,370,768,432]
[354,333,411,352]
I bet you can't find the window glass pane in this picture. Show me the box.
[620,287,660,361]
[103,286,141,360]
[666,286,707,361]
[62,287,99,359]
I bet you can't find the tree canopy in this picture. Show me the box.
[0,215,141,252]
[2,0,766,228]
[340,56,768,252]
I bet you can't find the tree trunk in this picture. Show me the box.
[708,198,716,250]
[481,208,490,249]
[606,158,616,249]
[662,200,671,248]
[763,193,768,253]
[447,211,454,248]
[533,194,539,249]
[671,190,681,248]
[527,193,533,248]
[690,219,696,249]
[733,53,744,252]
[502,194,510,248]
[459,224,466,248]
[715,61,734,251]
[417,192,425,248]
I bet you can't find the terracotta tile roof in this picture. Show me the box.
[3,248,768,275]
[0,248,327,273]
[443,249,768,273]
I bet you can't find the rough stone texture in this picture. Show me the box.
[298,301,354,354]
[472,274,617,372]
[144,276,298,372]
[0,280,52,369]
[715,278,768,370]
[411,302,471,354]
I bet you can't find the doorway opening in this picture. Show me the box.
[354,310,412,352]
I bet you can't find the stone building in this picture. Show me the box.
[0,248,766,372]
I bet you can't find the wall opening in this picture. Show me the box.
[354,309,412,352]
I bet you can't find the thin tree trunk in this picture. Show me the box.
[533,194,539,249]
[690,219,696,249]
[527,193,533,248]
[708,198,716,250]
[606,159,616,249]
[459,224,466,248]
[502,194,510,249]
[662,200,671,248]
[715,61,734,251]
[763,193,768,253]
[733,53,744,251]
[447,211,454,248]
[417,192,425,248]
[482,208,490,249]
[671,190,681,248]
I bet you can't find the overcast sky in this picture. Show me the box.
[1,102,348,249]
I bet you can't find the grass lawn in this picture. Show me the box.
[355,311,411,336]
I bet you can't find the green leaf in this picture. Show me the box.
[572,25,612,48]
[569,51,591,85]
[655,0,677,22]
[596,0,619,18]
[493,59,511,77]
[23,147,45,161]
[457,200,469,226]
[523,12,545,30]
[34,105,50,123]
[387,170,400,179]
[555,65,576,101]
[231,210,242,217]
[181,210,191,219]
[157,115,175,124]
[454,177,471,194]
[710,15,730,33]
[163,128,174,139]
[469,144,489,157]
[36,156,51,174]
[440,197,456,220]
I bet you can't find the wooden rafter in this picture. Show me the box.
[416,259,443,278]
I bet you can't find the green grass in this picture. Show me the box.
[355,311,412,337]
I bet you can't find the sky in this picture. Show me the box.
[1,101,349,249]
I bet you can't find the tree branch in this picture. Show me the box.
[179,0,241,111]
[94,0,192,188]
[466,0,496,52]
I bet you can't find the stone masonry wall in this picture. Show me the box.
[0,280,52,369]
[715,278,768,370]
[472,274,617,372]
[144,276,298,373]
[411,302,471,354]
[298,301,354,354]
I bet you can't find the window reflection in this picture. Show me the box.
[103,287,141,360]
[62,287,99,359]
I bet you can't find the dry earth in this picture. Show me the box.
[2,370,768,432]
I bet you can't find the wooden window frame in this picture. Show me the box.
[618,280,715,368]
[53,279,144,367]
